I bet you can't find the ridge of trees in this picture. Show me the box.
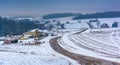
[73,11,120,20]
[42,13,81,19]
[42,11,120,20]
[0,17,45,36]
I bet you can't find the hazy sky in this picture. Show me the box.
[0,0,120,16]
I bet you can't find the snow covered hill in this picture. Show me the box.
[11,16,120,29]
[1,16,120,65]
[58,28,120,63]
[63,17,120,29]
[0,37,79,65]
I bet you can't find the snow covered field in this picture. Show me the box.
[63,17,120,29]
[0,37,79,65]
[0,17,120,65]
[58,28,120,63]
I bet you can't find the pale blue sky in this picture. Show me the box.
[0,0,120,16]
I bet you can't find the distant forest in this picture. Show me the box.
[73,11,120,20]
[42,13,81,19]
[42,11,120,20]
[0,17,45,36]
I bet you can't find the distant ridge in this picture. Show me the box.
[42,13,81,19]
[42,11,120,20]
[73,11,120,20]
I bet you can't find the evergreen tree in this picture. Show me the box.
[61,23,65,29]
[100,23,109,28]
[112,22,118,27]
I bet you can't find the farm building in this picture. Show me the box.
[4,38,18,44]
[20,28,49,40]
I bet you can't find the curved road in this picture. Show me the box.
[49,37,120,65]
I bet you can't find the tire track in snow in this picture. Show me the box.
[49,37,120,65]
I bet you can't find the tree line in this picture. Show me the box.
[73,11,120,20]
[42,11,120,20]
[0,17,45,36]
